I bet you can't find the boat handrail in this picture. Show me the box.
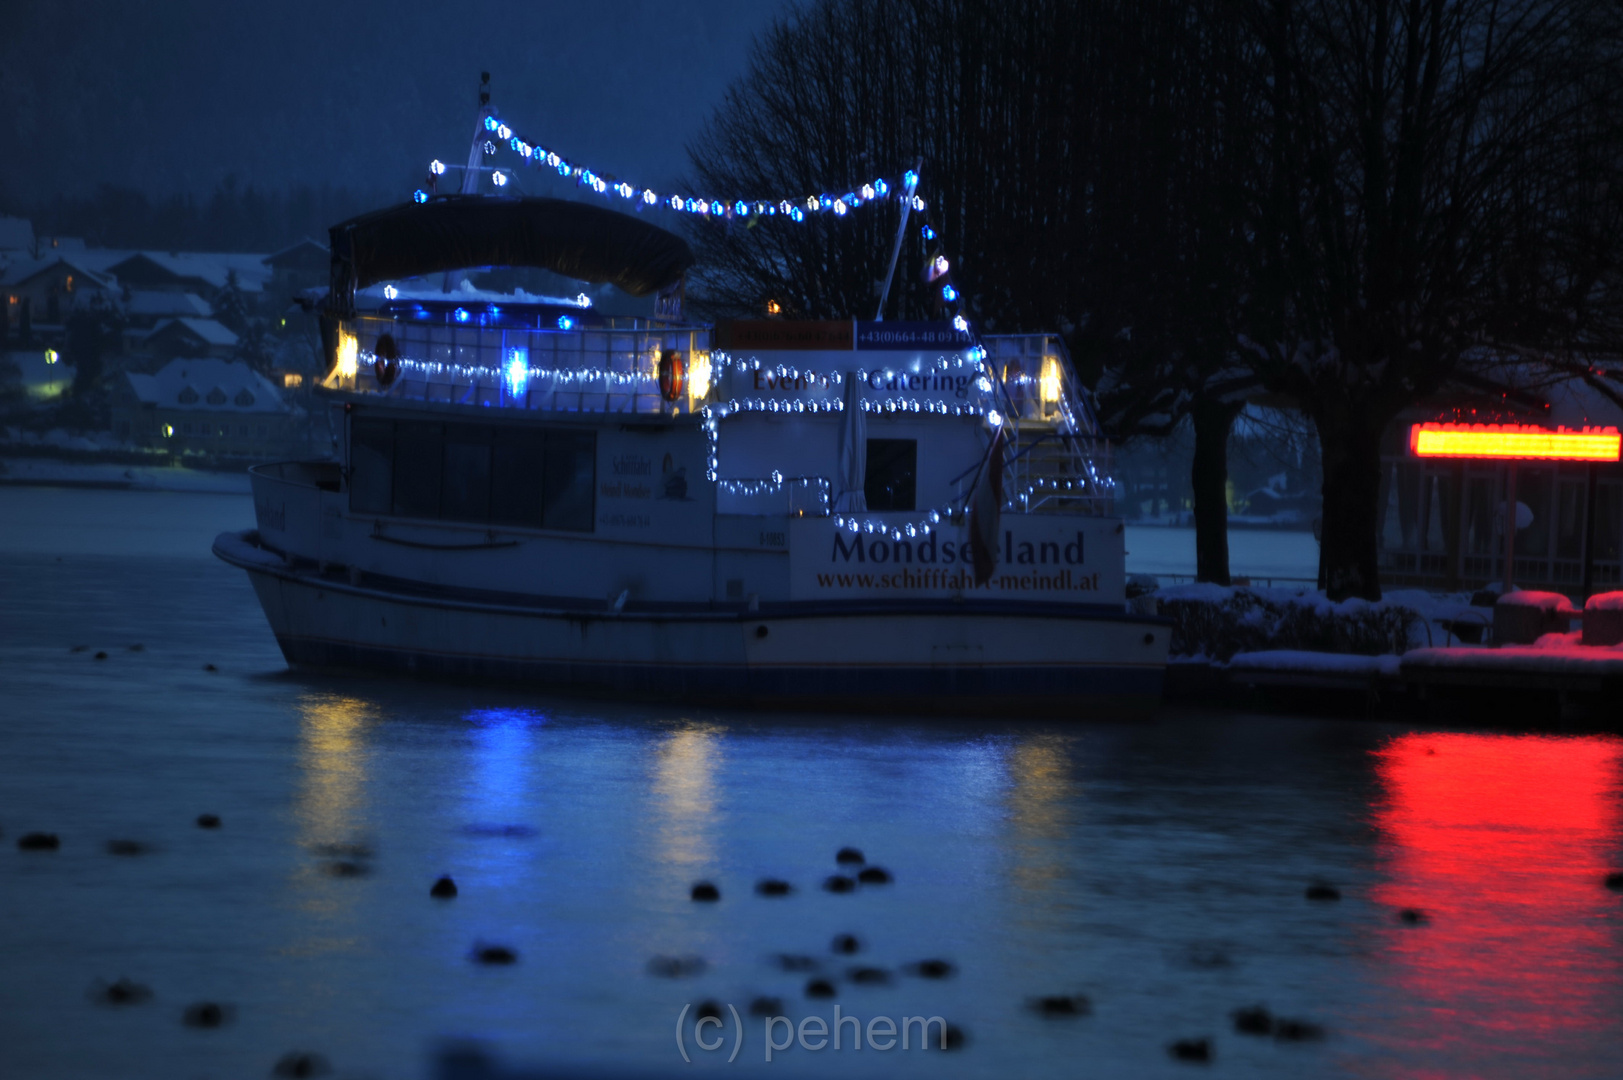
[716,475,832,517]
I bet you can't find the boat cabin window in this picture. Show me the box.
[349,416,595,532]
[865,438,917,511]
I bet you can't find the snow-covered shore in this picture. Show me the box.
[0,456,251,494]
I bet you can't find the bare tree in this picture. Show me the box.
[1231,0,1623,599]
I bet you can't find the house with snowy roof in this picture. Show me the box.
[122,291,214,327]
[2,256,117,331]
[100,252,271,297]
[142,317,239,360]
[113,357,310,457]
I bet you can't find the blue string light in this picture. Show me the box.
[457,107,925,223]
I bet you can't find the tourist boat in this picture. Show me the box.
[213,187,1169,713]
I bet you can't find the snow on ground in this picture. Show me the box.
[1583,591,1623,611]
[1228,650,1402,677]
[0,457,251,494]
[1403,640,1623,675]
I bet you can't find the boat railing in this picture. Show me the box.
[981,334,1113,515]
[326,313,713,416]
[716,476,832,517]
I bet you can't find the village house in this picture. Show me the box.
[2,256,117,333]
[113,357,310,457]
[142,318,240,360]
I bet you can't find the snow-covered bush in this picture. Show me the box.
[1157,586,1421,661]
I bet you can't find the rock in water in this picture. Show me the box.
[272,1051,330,1077]
[1032,994,1090,1017]
[1232,1005,1273,1035]
[93,978,153,1005]
[196,814,221,829]
[1304,883,1341,901]
[856,866,892,885]
[106,840,150,856]
[691,881,720,902]
[647,955,707,978]
[835,847,865,865]
[749,996,782,1016]
[430,875,458,899]
[1274,1018,1325,1042]
[472,944,517,965]
[908,959,955,979]
[1169,1037,1212,1062]
[18,832,59,851]
[805,978,836,999]
[831,933,861,955]
[755,878,793,896]
[182,1002,229,1028]
[823,875,855,894]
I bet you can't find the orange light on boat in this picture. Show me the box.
[1409,422,1621,461]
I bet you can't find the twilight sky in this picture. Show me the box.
[0,0,789,209]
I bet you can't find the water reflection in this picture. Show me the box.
[464,708,545,827]
[649,723,725,871]
[288,692,378,947]
[1004,734,1077,896]
[1369,732,1623,1069]
[294,692,378,852]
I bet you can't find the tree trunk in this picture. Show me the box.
[1315,407,1388,601]
[1191,397,1242,584]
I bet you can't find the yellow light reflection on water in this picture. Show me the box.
[289,692,377,935]
[650,723,725,871]
[1005,734,1076,896]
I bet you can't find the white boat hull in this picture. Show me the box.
[216,530,1167,715]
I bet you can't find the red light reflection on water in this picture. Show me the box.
[1369,732,1623,1068]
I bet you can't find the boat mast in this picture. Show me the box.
[873,157,923,322]
[444,74,498,293]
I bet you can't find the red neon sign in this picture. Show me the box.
[1409,423,1621,462]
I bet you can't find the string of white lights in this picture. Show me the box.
[413,115,928,221]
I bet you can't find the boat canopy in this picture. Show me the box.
[326,195,695,314]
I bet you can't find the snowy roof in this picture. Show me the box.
[0,256,115,290]
[263,238,328,266]
[124,358,289,413]
[95,251,272,292]
[0,216,34,251]
[144,318,240,348]
[124,291,213,318]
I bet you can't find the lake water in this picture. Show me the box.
[2,486,1620,1079]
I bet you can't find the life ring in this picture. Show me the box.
[375,333,401,387]
[658,350,687,402]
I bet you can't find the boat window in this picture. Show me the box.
[543,430,596,532]
[490,427,548,527]
[392,421,445,520]
[441,424,493,522]
[349,414,595,530]
[350,418,395,514]
[865,438,917,511]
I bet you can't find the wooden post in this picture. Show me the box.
[1582,463,1598,599]
[1504,461,1518,594]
